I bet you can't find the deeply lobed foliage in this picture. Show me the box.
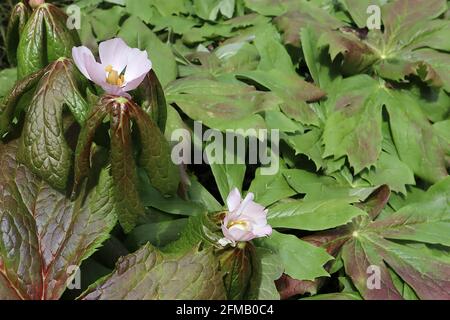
[0,0,449,300]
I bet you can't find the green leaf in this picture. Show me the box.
[248,167,297,207]
[282,169,376,202]
[385,90,448,183]
[81,244,226,300]
[237,30,325,125]
[210,161,246,204]
[194,0,235,21]
[268,199,367,231]
[130,100,180,196]
[17,4,80,79]
[89,7,124,41]
[118,16,178,87]
[341,0,383,28]
[246,247,283,300]
[382,0,447,42]
[136,70,168,133]
[300,27,341,89]
[0,67,44,136]
[307,179,450,299]
[138,169,205,216]
[274,1,344,46]
[258,230,332,281]
[283,128,325,170]
[166,75,279,132]
[361,152,415,194]
[19,59,88,191]
[243,0,287,16]
[0,68,17,99]
[369,177,450,246]
[125,218,188,250]
[6,2,30,66]
[323,75,383,173]
[124,0,155,24]
[164,213,223,253]
[318,29,379,75]
[0,141,117,300]
[237,70,325,125]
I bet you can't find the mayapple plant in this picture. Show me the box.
[1,3,179,232]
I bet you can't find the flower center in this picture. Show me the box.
[105,65,125,86]
[227,220,249,231]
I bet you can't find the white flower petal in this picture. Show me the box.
[228,227,255,242]
[83,58,128,98]
[236,192,255,215]
[72,46,96,80]
[253,225,272,238]
[218,237,233,247]
[124,48,152,83]
[122,73,147,92]
[99,38,130,73]
[226,188,242,212]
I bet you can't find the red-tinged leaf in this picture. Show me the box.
[110,100,145,233]
[375,59,443,88]
[274,2,344,46]
[0,141,117,300]
[6,2,31,66]
[382,0,447,42]
[369,178,450,246]
[0,67,45,136]
[135,70,167,132]
[355,185,390,220]
[130,101,180,196]
[219,243,253,300]
[341,238,403,300]
[80,244,226,300]
[407,49,450,92]
[275,274,319,300]
[72,96,109,198]
[304,178,450,299]
[370,236,450,299]
[318,29,379,75]
[323,75,383,173]
[237,69,325,125]
[302,228,352,256]
[18,59,88,190]
[166,75,279,132]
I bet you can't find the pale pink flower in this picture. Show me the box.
[219,188,272,247]
[72,38,152,98]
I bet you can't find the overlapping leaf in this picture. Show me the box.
[303,180,450,299]
[0,141,117,300]
[81,244,226,300]
[19,58,88,190]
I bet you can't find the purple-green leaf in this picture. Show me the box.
[0,141,117,300]
[81,244,226,300]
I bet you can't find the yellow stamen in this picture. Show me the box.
[105,65,125,86]
[227,220,249,231]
